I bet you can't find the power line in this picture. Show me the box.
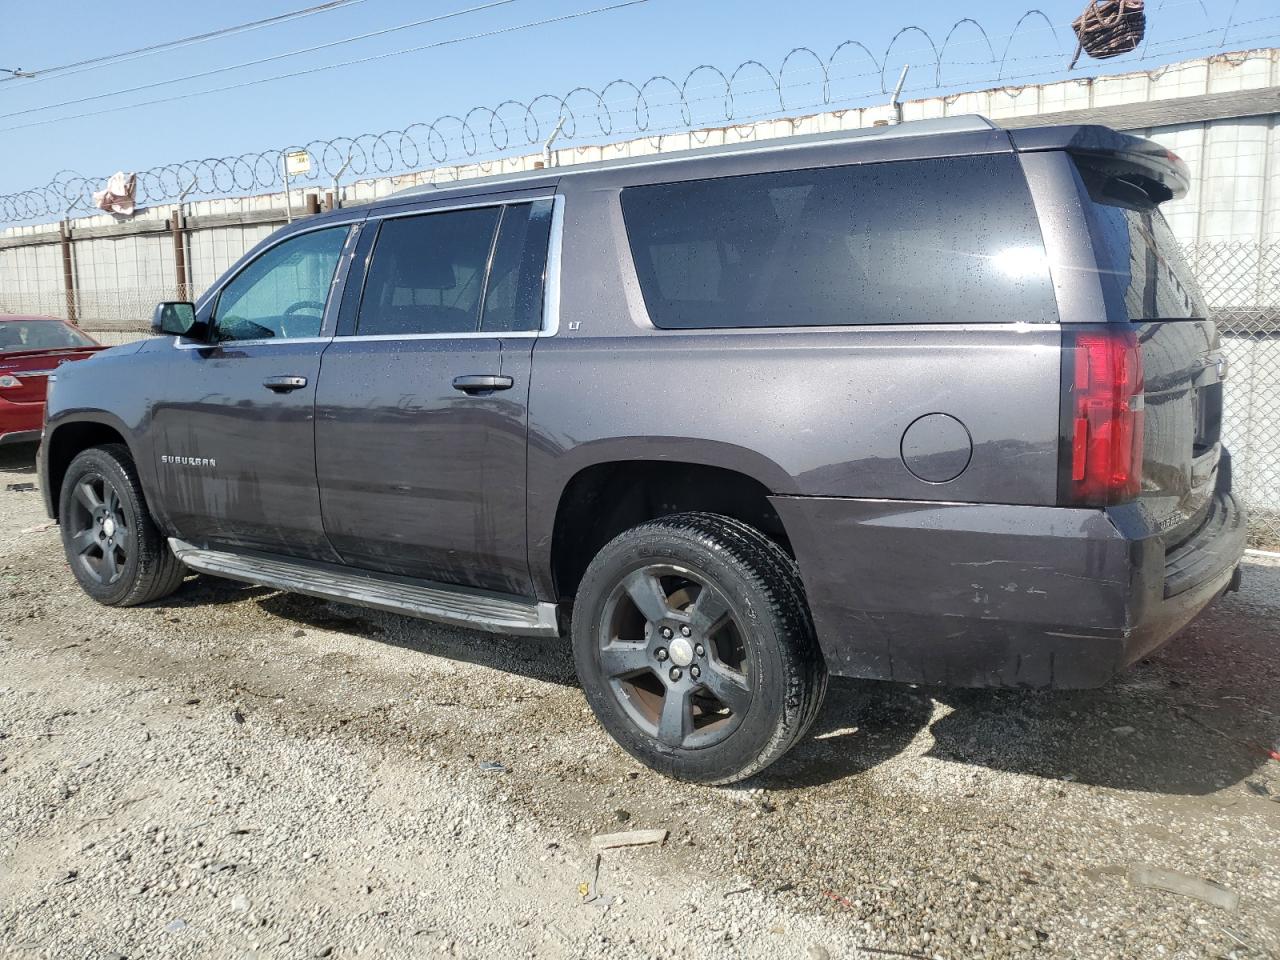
[0,0,1226,116]
[0,0,371,85]
[0,0,657,133]
[0,0,528,120]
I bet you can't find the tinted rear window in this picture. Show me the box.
[620,154,1057,329]
[0,320,96,352]
[1076,164,1205,320]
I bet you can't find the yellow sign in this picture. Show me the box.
[284,150,311,176]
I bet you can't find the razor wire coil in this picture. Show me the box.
[0,5,1274,226]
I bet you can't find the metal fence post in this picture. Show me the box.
[59,218,77,325]
[281,153,294,224]
[171,212,188,301]
[332,150,354,211]
[172,177,197,300]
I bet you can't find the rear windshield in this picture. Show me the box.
[620,154,1058,329]
[0,320,95,353]
[1076,164,1206,320]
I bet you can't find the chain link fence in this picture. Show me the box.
[0,282,190,345]
[1189,241,1280,549]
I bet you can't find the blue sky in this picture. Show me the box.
[1,0,1276,194]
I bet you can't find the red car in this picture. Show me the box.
[0,316,103,446]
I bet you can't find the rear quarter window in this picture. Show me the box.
[1075,165,1206,320]
[620,154,1058,329]
[0,320,95,351]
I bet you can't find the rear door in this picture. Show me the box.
[1073,159,1225,546]
[315,197,554,595]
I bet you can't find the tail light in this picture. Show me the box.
[1060,328,1145,506]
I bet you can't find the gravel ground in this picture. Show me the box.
[1,440,1277,960]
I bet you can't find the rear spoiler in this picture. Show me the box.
[1008,124,1189,203]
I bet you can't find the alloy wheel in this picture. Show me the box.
[598,563,753,749]
[66,474,130,585]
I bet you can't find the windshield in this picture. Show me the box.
[1076,163,1207,320]
[0,320,97,353]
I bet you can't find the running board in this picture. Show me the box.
[168,539,560,637]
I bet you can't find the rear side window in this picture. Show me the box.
[1075,164,1205,320]
[481,200,554,333]
[620,154,1057,329]
[356,202,553,336]
[358,208,501,336]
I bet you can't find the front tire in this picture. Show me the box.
[58,444,186,606]
[571,512,827,784]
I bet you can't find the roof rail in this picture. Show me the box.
[391,114,999,199]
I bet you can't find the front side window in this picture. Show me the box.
[213,227,349,342]
[620,154,1058,329]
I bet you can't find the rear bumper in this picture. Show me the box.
[0,395,45,444]
[771,485,1247,690]
[0,428,41,446]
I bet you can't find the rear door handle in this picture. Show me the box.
[452,374,513,394]
[263,375,308,392]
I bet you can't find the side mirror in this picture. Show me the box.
[152,301,198,337]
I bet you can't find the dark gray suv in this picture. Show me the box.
[40,116,1246,783]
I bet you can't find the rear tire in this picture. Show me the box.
[58,444,186,606]
[571,512,827,784]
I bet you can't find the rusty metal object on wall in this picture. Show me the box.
[1070,1,1147,69]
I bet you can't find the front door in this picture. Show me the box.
[316,198,554,595]
[152,224,354,560]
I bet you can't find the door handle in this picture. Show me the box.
[263,375,308,392]
[452,374,513,394]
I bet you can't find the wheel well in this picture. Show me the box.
[550,461,792,604]
[45,422,129,519]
